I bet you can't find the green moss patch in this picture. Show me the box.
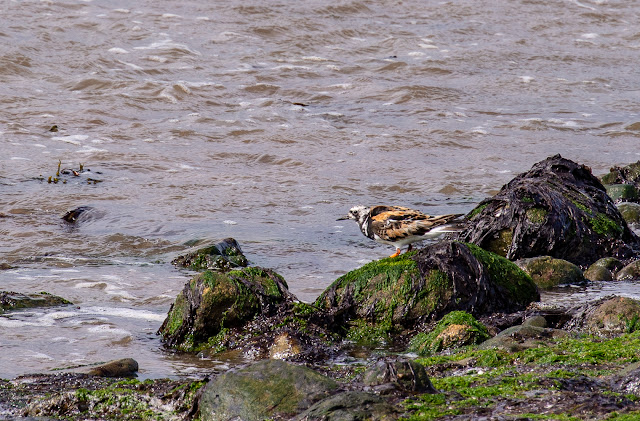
[465,243,539,305]
[404,331,640,420]
[408,311,490,356]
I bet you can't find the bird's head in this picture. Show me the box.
[337,205,369,224]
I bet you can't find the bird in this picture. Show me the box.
[337,205,465,258]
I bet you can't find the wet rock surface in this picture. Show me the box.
[172,237,249,272]
[0,291,71,313]
[460,154,640,267]
[198,359,339,421]
[516,256,586,289]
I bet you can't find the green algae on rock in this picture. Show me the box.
[459,155,640,267]
[315,242,538,346]
[199,359,339,421]
[515,256,586,289]
[172,237,248,272]
[158,267,294,351]
[0,291,71,314]
[408,311,490,356]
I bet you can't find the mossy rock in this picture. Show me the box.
[459,155,640,267]
[583,256,623,282]
[600,161,640,188]
[172,238,248,272]
[199,360,339,421]
[586,297,640,336]
[408,311,490,356]
[583,265,613,282]
[315,242,538,345]
[0,291,71,314]
[618,202,640,224]
[616,260,640,281]
[158,267,293,351]
[516,256,586,289]
[605,184,639,203]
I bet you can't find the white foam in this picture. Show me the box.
[109,47,129,54]
[223,220,238,225]
[52,135,89,145]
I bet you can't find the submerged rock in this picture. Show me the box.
[460,155,640,267]
[199,359,339,421]
[315,242,538,345]
[0,291,71,314]
[172,238,248,272]
[158,267,295,351]
[516,256,586,289]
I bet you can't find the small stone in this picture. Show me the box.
[269,332,302,359]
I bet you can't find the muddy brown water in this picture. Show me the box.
[1,0,640,379]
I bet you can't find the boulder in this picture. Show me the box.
[563,296,640,336]
[600,161,640,201]
[479,317,571,352]
[515,256,586,289]
[158,267,295,351]
[294,391,400,421]
[172,238,248,272]
[460,155,640,267]
[198,359,339,421]
[617,202,640,225]
[315,242,538,345]
[0,291,71,314]
[616,260,640,281]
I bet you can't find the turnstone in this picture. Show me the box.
[338,205,465,257]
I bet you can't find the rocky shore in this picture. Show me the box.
[4,155,640,420]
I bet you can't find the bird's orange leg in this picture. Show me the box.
[389,248,401,258]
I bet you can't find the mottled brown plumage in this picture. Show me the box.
[338,205,465,257]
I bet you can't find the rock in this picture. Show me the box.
[314,242,538,346]
[408,311,490,356]
[604,184,639,203]
[564,296,640,336]
[61,206,95,223]
[294,391,400,421]
[618,202,640,225]
[614,362,640,395]
[198,359,339,421]
[0,291,71,314]
[616,260,640,281]
[600,161,640,196]
[74,358,139,377]
[479,321,570,352]
[268,332,303,360]
[516,256,586,289]
[158,267,295,351]
[460,155,640,267]
[172,238,248,272]
[583,265,613,282]
[362,360,437,394]
[523,315,547,328]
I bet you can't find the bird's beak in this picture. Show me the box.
[337,215,349,221]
